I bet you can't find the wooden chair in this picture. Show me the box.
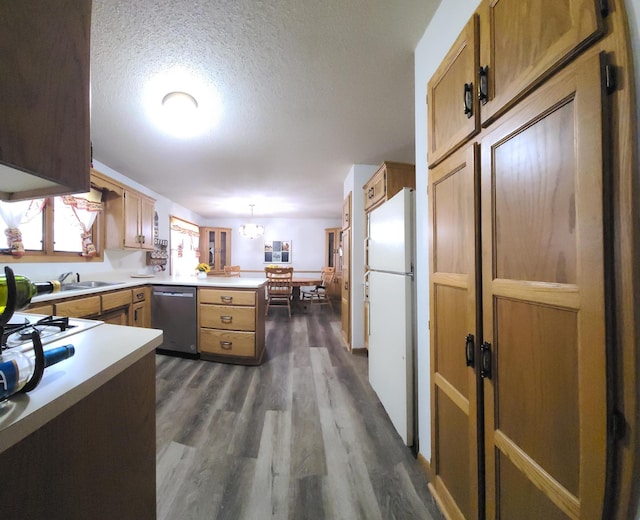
[265,267,294,317]
[301,267,334,311]
[223,265,241,277]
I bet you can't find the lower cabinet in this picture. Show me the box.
[198,286,266,365]
[131,287,150,327]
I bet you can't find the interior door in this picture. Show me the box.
[480,52,608,519]
[429,144,480,519]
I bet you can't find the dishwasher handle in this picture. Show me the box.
[152,290,195,298]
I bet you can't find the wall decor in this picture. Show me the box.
[264,240,291,264]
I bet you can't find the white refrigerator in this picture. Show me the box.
[365,187,416,447]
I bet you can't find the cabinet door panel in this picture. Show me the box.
[479,0,604,125]
[481,53,607,519]
[427,15,479,168]
[123,191,141,248]
[139,197,155,250]
[429,143,479,519]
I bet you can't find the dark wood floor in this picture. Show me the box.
[156,305,443,520]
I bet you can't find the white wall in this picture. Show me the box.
[201,216,341,276]
[343,163,378,349]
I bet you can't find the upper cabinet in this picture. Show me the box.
[0,0,92,200]
[427,16,480,168]
[478,0,605,126]
[96,169,156,251]
[199,227,232,274]
[427,0,605,167]
[363,162,416,214]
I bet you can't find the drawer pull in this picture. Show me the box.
[220,295,233,303]
[135,292,144,300]
[220,341,233,350]
[220,315,233,323]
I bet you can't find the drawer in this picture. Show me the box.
[55,295,101,318]
[200,305,255,331]
[199,288,255,306]
[132,288,147,303]
[102,290,132,311]
[25,303,54,316]
[199,329,255,357]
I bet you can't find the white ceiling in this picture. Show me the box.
[90,0,440,220]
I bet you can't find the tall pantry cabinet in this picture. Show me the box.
[427,1,637,519]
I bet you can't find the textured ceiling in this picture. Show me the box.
[90,0,440,219]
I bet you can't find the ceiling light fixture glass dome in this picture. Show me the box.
[239,204,264,239]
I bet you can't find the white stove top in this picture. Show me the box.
[5,313,104,349]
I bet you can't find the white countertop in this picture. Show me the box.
[0,322,162,454]
[32,275,267,303]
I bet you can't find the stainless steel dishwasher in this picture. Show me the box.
[151,286,198,356]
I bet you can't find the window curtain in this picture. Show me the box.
[0,199,45,257]
[61,188,103,256]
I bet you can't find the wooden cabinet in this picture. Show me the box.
[427,10,623,517]
[101,289,132,325]
[55,295,101,319]
[341,213,351,350]
[131,287,150,328]
[324,227,343,300]
[199,227,232,274]
[122,190,155,249]
[427,16,480,168]
[198,286,266,365]
[477,0,604,126]
[342,194,351,230]
[427,0,605,167]
[363,162,415,213]
[0,0,91,201]
[102,174,156,251]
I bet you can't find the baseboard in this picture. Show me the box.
[417,452,435,482]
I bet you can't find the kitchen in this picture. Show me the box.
[1,1,640,519]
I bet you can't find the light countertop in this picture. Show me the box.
[0,322,163,454]
[32,275,268,303]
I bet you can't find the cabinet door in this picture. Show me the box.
[0,0,91,200]
[218,228,231,270]
[132,301,147,327]
[342,193,351,230]
[478,0,604,125]
[429,144,479,519]
[427,15,479,168]
[139,197,155,250]
[481,53,607,519]
[123,190,142,248]
[341,228,350,349]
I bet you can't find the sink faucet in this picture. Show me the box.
[58,272,79,284]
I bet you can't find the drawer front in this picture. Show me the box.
[25,303,55,316]
[199,288,255,306]
[55,295,101,318]
[200,305,255,331]
[199,329,255,357]
[132,288,147,303]
[102,290,132,311]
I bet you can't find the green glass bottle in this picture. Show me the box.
[0,275,61,315]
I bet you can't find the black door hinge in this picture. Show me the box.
[604,64,617,94]
[600,0,609,17]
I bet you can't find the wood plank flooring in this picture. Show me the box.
[156,306,443,520]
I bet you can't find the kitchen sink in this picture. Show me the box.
[61,281,123,291]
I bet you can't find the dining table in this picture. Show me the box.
[291,277,322,312]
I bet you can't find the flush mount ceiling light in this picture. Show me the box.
[239,204,264,239]
[162,91,198,111]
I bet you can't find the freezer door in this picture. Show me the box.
[368,188,414,274]
[368,270,414,445]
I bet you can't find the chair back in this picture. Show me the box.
[320,267,335,287]
[224,265,241,277]
[265,267,293,294]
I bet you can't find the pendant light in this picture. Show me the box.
[239,204,264,239]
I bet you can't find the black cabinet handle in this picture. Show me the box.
[478,66,489,105]
[480,341,492,379]
[463,82,473,118]
[465,334,475,367]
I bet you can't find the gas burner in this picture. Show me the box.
[0,313,103,350]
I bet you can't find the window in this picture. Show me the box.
[0,191,104,262]
[169,216,200,276]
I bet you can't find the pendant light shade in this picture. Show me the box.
[239,204,264,239]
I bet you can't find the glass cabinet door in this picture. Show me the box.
[219,229,228,270]
[208,231,216,268]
